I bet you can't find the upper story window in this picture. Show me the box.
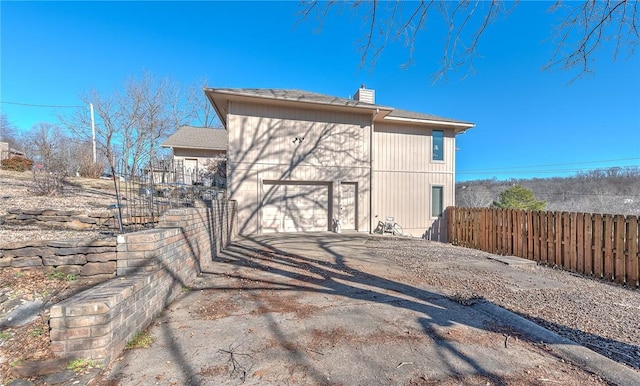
[432,130,444,161]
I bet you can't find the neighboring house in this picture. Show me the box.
[0,141,25,161]
[205,86,474,240]
[161,126,228,184]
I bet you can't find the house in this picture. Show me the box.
[0,141,25,160]
[204,86,474,240]
[161,126,228,184]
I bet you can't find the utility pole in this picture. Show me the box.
[90,103,96,163]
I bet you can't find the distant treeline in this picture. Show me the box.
[455,166,640,216]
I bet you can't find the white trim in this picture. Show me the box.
[384,115,475,128]
[430,184,445,219]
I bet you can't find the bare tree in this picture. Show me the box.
[0,114,22,150]
[60,72,197,174]
[545,1,640,76]
[187,77,221,128]
[298,0,639,80]
[25,122,68,172]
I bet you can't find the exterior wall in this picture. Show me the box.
[227,101,372,234]
[373,122,456,240]
[49,201,238,364]
[173,148,225,164]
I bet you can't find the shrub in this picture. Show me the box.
[1,156,33,172]
[31,168,66,196]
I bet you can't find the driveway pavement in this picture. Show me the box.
[101,233,638,385]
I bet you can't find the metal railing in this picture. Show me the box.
[108,159,226,233]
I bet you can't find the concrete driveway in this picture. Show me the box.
[101,233,615,385]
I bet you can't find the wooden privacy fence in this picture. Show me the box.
[446,207,640,287]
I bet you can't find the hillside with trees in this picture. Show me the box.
[456,166,640,216]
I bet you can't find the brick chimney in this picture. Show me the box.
[353,84,375,104]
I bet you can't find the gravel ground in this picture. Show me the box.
[371,238,640,372]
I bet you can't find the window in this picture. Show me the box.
[432,186,444,218]
[432,130,444,161]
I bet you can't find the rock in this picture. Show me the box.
[4,247,55,258]
[11,358,68,377]
[6,378,36,385]
[43,254,87,266]
[86,252,117,262]
[42,369,76,384]
[54,265,82,275]
[11,256,43,268]
[72,216,98,224]
[66,219,94,230]
[0,300,44,327]
[81,262,117,276]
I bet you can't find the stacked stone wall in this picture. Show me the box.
[2,208,117,230]
[0,238,117,279]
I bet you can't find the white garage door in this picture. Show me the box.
[262,182,330,233]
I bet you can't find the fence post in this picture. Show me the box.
[584,213,593,276]
[615,215,626,285]
[446,206,455,244]
[593,213,604,278]
[603,215,614,281]
[627,216,639,287]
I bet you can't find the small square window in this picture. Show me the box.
[432,130,444,161]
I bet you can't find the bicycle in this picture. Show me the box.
[374,216,404,236]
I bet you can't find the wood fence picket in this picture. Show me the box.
[447,207,640,287]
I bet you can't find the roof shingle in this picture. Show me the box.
[161,126,228,150]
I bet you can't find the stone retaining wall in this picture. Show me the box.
[0,238,117,280]
[2,208,117,230]
[48,200,237,364]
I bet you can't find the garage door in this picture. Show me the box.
[262,182,330,233]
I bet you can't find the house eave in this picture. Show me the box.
[204,88,394,128]
[382,115,475,133]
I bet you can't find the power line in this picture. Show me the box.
[457,158,640,174]
[0,100,84,108]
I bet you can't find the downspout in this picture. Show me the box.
[369,108,379,233]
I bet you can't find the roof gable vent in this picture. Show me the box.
[353,85,375,104]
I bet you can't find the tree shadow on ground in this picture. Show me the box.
[184,233,581,385]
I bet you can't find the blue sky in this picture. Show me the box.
[1,1,639,182]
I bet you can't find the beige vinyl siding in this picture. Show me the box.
[373,171,453,237]
[374,123,455,173]
[372,122,455,239]
[227,102,372,234]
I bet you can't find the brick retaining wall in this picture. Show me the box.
[48,200,237,364]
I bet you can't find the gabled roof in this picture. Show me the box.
[161,126,228,151]
[204,88,475,133]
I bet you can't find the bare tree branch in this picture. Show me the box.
[298,0,638,81]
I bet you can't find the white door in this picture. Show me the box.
[340,182,357,230]
[183,159,198,185]
[262,182,330,233]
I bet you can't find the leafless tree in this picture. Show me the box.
[187,77,221,128]
[25,122,68,172]
[545,1,639,76]
[456,183,494,207]
[0,114,22,150]
[298,0,639,80]
[60,71,197,174]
